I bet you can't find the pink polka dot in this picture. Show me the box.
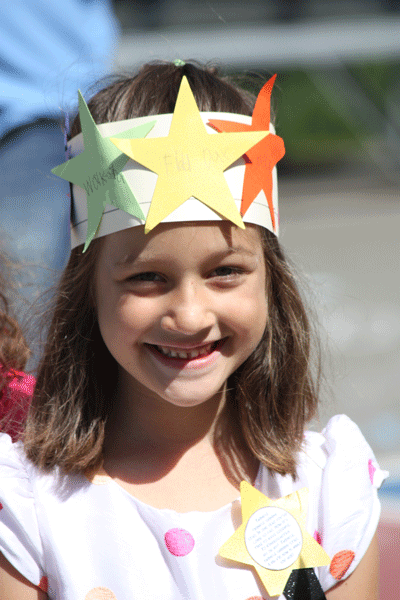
[38,576,48,593]
[314,530,322,545]
[368,459,376,485]
[165,528,195,556]
[0,502,3,510]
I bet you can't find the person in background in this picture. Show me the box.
[0,251,35,441]
[0,0,120,310]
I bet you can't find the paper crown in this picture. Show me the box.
[52,75,285,251]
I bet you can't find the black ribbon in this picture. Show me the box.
[283,568,327,600]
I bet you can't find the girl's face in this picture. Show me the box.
[94,222,268,408]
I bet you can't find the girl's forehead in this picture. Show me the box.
[100,222,264,266]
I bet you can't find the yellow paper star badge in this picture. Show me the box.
[219,482,330,597]
[110,77,269,233]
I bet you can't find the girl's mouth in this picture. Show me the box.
[145,339,226,366]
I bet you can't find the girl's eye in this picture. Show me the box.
[211,266,242,278]
[129,272,165,282]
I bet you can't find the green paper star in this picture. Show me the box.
[52,91,155,251]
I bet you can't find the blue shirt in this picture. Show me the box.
[0,0,119,138]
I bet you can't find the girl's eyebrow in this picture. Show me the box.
[114,246,258,267]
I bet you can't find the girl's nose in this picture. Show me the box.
[160,281,216,335]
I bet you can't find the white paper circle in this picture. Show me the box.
[244,506,303,571]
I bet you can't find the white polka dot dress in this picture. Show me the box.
[0,416,387,600]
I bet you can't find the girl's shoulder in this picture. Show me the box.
[260,414,387,498]
[262,414,388,590]
[300,413,387,490]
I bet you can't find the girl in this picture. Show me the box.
[0,61,385,600]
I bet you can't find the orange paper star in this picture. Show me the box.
[208,75,285,232]
[219,482,330,597]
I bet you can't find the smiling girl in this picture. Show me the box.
[0,61,385,600]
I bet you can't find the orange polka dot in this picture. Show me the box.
[330,550,355,580]
[245,597,266,600]
[38,576,48,592]
[85,587,117,600]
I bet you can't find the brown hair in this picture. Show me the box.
[24,61,320,479]
[0,253,30,387]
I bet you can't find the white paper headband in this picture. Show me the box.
[52,76,285,250]
[68,114,279,249]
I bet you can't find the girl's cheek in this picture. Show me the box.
[231,290,267,319]
[117,297,156,329]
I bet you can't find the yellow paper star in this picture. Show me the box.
[219,482,330,597]
[110,77,269,233]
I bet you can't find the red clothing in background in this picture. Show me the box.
[0,366,35,441]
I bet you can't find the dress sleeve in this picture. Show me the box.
[315,414,388,591]
[0,433,45,587]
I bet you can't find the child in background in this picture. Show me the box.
[0,252,35,441]
[0,61,386,600]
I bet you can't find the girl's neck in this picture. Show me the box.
[102,378,259,492]
[101,381,259,511]
[104,379,225,453]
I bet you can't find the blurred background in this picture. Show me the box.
[0,1,399,595]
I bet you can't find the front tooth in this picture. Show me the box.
[158,344,215,358]
[199,344,212,355]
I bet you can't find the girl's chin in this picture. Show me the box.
[125,375,225,409]
[150,384,224,409]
